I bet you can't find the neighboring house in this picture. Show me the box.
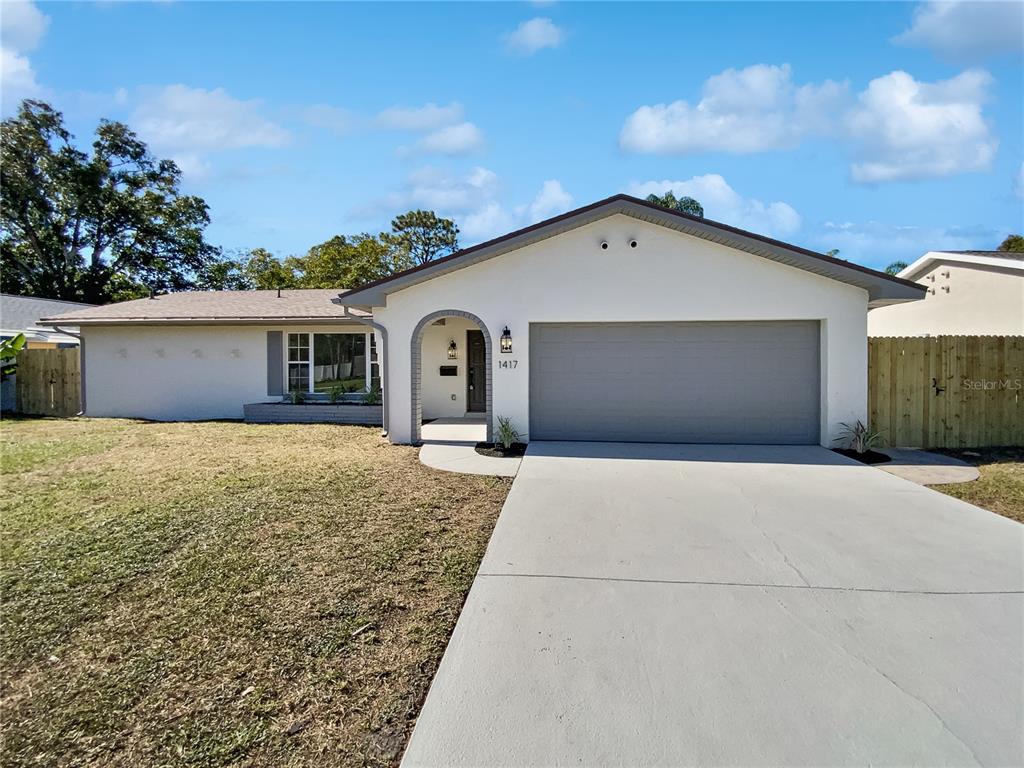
[1,294,94,347]
[40,194,924,445]
[868,251,1024,337]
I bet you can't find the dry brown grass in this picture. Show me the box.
[0,418,511,766]
[933,447,1024,523]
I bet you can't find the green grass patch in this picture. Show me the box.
[0,418,510,767]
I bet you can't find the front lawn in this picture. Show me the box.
[932,447,1024,523]
[0,418,510,767]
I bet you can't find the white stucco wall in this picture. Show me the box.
[420,315,477,419]
[372,214,870,446]
[868,262,1024,336]
[82,323,368,420]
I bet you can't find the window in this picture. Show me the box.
[286,332,372,394]
[287,333,310,392]
[312,333,366,392]
[370,333,381,390]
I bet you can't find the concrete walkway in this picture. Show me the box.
[878,447,981,485]
[418,418,520,477]
[402,442,1023,767]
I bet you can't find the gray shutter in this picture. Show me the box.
[267,331,284,395]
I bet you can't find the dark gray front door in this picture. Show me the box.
[529,321,820,444]
[466,329,486,413]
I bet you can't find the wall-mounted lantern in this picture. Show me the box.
[500,326,513,353]
[447,339,458,359]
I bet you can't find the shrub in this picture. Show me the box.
[363,383,382,405]
[835,420,884,454]
[328,384,345,404]
[495,416,520,450]
[288,389,305,405]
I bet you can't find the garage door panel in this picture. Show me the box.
[529,321,820,444]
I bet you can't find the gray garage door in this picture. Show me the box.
[529,321,820,444]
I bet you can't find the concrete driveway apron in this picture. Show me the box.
[402,443,1024,768]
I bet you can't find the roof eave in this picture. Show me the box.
[37,315,370,327]
[340,195,926,308]
[899,251,1024,281]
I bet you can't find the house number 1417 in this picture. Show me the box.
[499,360,518,369]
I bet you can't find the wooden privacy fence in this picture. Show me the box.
[13,348,81,417]
[869,336,1023,449]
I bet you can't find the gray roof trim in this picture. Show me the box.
[37,317,368,327]
[340,195,926,308]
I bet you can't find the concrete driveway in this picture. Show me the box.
[402,443,1024,768]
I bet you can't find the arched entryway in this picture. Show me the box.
[410,309,492,444]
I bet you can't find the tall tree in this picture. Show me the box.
[196,251,255,291]
[387,209,459,266]
[885,261,909,275]
[244,248,297,290]
[997,234,1024,253]
[645,191,704,218]
[0,100,218,303]
[290,234,406,288]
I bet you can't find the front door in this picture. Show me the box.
[466,329,486,413]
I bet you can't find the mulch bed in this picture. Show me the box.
[475,442,528,459]
[832,448,891,465]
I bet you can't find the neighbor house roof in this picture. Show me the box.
[38,289,367,326]
[1,293,95,342]
[339,194,926,308]
[898,251,1024,281]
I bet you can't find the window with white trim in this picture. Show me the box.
[286,332,371,394]
[287,333,310,392]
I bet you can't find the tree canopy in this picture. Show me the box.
[386,209,459,266]
[998,234,1024,253]
[645,191,704,218]
[885,261,908,275]
[1,98,458,302]
[1,100,218,304]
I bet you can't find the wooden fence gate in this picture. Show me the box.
[869,336,1023,449]
[12,348,82,417]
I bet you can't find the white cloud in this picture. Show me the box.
[626,175,801,237]
[524,179,573,222]
[133,85,289,155]
[375,101,485,156]
[1,46,42,111]
[846,69,996,182]
[893,1,1024,58]
[359,165,500,216]
[815,220,1004,269]
[357,168,573,244]
[376,101,464,131]
[462,178,574,241]
[1,0,49,113]
[301,104,354,135]
[619,64,847,154]
[620,62,998,184]
[461,202,517,242]
[505,17,565,55]
[414,121,484,155]
[1,0,49,51]
[128,85,289,178]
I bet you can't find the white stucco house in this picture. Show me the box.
[868,250,1024,337]
[41,195,924,446]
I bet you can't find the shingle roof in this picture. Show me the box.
[1,294,95,331]
[38,289,364,325]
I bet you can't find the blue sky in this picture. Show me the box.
[2,0,1022,270]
